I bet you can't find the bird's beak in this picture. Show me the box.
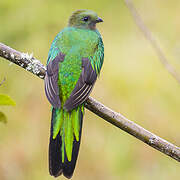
[96,17,103,23]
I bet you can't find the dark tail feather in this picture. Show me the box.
[49,108,63,177]
[49,108,83,178]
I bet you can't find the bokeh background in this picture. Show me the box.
[0,0,180,179]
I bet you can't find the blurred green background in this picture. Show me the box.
[0,0,180,179]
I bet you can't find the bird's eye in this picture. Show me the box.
[83,16,89,22]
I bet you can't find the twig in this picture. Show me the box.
[0,77,6,86]
[124,0,180,84]
[0,42,180,162]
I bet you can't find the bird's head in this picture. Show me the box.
[68,10,103,30]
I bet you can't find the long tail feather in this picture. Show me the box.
[49,107,83,178]
[63,110,83,178]
[49,108,63,177]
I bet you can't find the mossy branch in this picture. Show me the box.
[0,42,180,162]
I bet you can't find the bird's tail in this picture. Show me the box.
[49,106,84,178]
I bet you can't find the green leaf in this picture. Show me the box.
[0,94,16,106]
[0,111,7,124]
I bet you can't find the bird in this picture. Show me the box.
[44,9,104,178]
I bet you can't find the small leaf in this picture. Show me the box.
[0,94,16,106]
[0,112,7,124]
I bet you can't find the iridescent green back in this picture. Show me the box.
[47,27,104,103]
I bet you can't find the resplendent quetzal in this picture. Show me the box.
[44,9,104,178]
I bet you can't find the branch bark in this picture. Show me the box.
[0,42,180,162]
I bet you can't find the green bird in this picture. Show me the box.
[44,9,104,178]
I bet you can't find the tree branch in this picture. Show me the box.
[0,43,46,79]
[0,42,180,162]
[124,0,180,85]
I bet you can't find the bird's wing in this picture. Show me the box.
[45,52,65,108]
[64,57,97,111]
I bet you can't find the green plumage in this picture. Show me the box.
[45,9,104,178]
